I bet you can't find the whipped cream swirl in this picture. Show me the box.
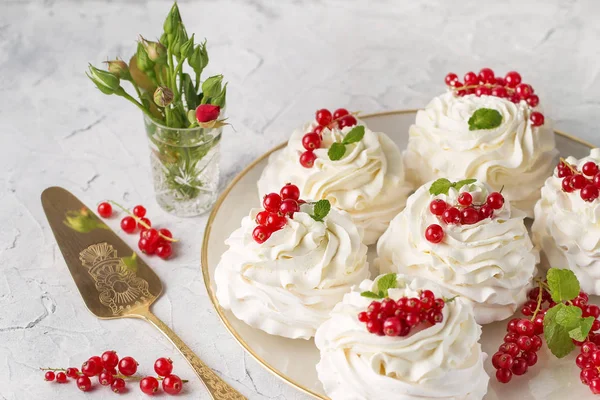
[215,205,369,339]
[257,120,412,245]
[533,148,600,295]
[376,180,538,324]
[315,274,489,400]
[404,92,558,217]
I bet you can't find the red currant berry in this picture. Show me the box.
[504,332,519,343]
[517,335,533,350]
[593,173,600,188]
[577,353,589,369]
[479,68,495,83]
[266,213,287,230]
[66,368,79,379]
[581,184,599,202]
[156,243,173,259]
[420,290,435,300]
[138,217,151,230]
[99,370,114,386]
[44,371,55,381]
[591,350,600,366]
[252,225,273,244]
[140,376,160,395]
[593,320,600,332]
[366,319,382,334]
[358,312,368,322]
[97,202,112,218]
[81,359,101,377]
[509,92,521,103]
[487,192,504,210]
[77,375,92,392]
[299,150,317,168]
[495,76,506,85]
[530,111,545,127]
[383,317,403,336]
[442,207,461,224]
[280,199,299,216]
[496,368,512,383]
[588,305,600,319]
[533,315,544,335]
[474,85,491,96]
[118,356,138,376]
[504,71,522,88]
[120,216,137,233]
[515,83,533,99]
[464,71,478,85]
[263,193,282,212]
[406,297,421,312]
[526,94,540,107]
[132,205,146,218]
[571,174,587,189]
[302,132,322,151]
[497,353,514,369]
[163,374,183,395]
[425,224,444,244]
[429,199,447,216]
[315,109,332,126]
[445,73,459,86]
[479,204,494,220]
[582,342,598,357]
[583,162,599,177]
[111,378,126,393]
[499,342,520,357]
[56,372,68,383]
[280,184,300,201]
[461,207,479,225]
[434,298,445,310]
[511,357,528,375]
[101,350,119,370]
[333,108,349,120]
[491,86,508,98]
[562,176,575,192]
[523,351,538,367]
[591,378,600,394]
[582,368,599,384]
[419,296,434,310]
[492,352,504,369]
[368,301,382,313]
[159,228,173,240]
[314,125,324,135]
[255,210,269,226]
[427,309,443,324]
[507,318,520,333]
[338,115,358,129]
[516,319,535,336]
[457,192,473,206]
[381,298,398,316]
[405,312,421,327]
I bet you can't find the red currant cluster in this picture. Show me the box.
[557,159,600,202]
[253,184,303,244]
[299,108,357,168]
[42,351,185,394]
[98,201,176,259]
[425,191,505,243]
[357,290,445,337]
[444,68,545,127]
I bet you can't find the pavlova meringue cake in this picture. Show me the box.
[404,69,558,217]
[533,149,600,295]
[376,178,538,324]
[315,273,489,400]
[257,107,412,245]
[215,184,369,339]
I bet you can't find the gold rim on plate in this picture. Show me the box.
[200,109,595,399]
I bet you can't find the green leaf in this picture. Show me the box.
[376,273,397,298]
[310,199,331,222]
[453,178,477,191]
[328,142,346,161]
[121,252,138,273]
[342,126,365,145]
[360,291,382,299]
[547,268,580,303]
[468,108,503,131]
[182,73,199,110]
[544,304,576,358]
[202,75,223,100]
[570,317,595,342]
[429,178,453,195]
[555,304,582,330]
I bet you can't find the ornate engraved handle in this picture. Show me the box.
[134,308,246,400]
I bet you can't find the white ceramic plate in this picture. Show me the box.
[202,110,597,399]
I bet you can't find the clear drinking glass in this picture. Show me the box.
[144,115,222,217]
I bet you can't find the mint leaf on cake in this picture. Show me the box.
[468,108,502,131]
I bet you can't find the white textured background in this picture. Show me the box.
[1,0,599,398]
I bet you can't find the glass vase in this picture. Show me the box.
[144,115,222,217]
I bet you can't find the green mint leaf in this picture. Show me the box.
[360,291,382,299]
[121,252,138,273]
[547,268,580,303]
[328,142,346,161]
[453,179,477,191]
[555,305,582,330]
[429,178,453,195]
[544,304,576,358]
[342,126,365,145]
[376,273,397,298]
[569,317,595,342]
[468,108,503,131]
[310,199,331,222]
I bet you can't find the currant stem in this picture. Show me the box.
[530,279,545,321]
[559,157,578,174]
[108,200,178,243]
[40,367,66,372]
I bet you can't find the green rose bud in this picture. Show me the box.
[188,41,209,75]
[160,32,169,48]
[140,36,167,64]
[163,2,182,34]
[212,82,227,108]
[171,25,188,59]
[104,59,131,80]
[86,64,121,95]
[180,33,195,59]
[202,75,222,98]
[187,109,197,125]
[153,86,174,107]
[135,42,155,73]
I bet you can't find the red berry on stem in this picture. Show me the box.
[156,243,173,260]
[562,176,575,192]
[405,312,420,327]
[511,357,528,375]
[571,174,587,189]
[101,350,119,369]
[315,109,332,126]
[582,342,598,357]
[458,192,473,206]
[280,199,299,216]
[523,351,538,366]
[516,319,535,336]
[496,368,512,383]
[464,71,478,85]
[256,211,270,226]
[302,132,322,151]
[111,378,126,393]
[475,86,491,96]
[504,71,522,88]
[163,374,183,395]
[581,185,599,202]
[583,162,599,177]
[44,371,55,381]
[138,217,151,229]
[517,335,533,350]
[299,151,317,168]
[445,73,459,86]
[280,184,300,201]
[133,205,146,218]
[266,213,287,230]
[461,207,479,225]
[77,375,92,392]
[263,193,282,212]
[82,359,101,377]
[383,317,403,336]
[140,376,160,395]
[593,173,600,188]
[366,319,382,334]
[333,108,349,120]
[358,312,368,322]
[368,301,381,313]
[99,370,114,386]
[121,216,137,233]
[587,305,600,319]
[252,225,272,244]
[97,202,112,218]
[442,207,461,224]
[491,86,507,98]
[429,199,447,216]
[492,352,504,369]
[425,224,444,243]
[479,68,495,83]
[577,353,589,369]
[530,111,545,127]
[515,83,533,99]
[487,192,504,210]
[56,372,68,383]
[582,368,599,384]
[507,318,520,333]
[500,342,520,357]
[526,94,540,107]
[338,115,357,129]
[154,357,174,377]
[497,353,514,369]
[66,368,79,378]
[479,204,494,219]
[495,76,505,86]
[314,125,324,135]
[118,356,138,376]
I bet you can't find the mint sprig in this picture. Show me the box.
[468,108,502,131]
[543,268,595,358]
[309,199,331,222]
[361,273,398,299]
[429,178,477,196]
[328,125,365,161]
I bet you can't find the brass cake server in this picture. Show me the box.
[41,186,245,400]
